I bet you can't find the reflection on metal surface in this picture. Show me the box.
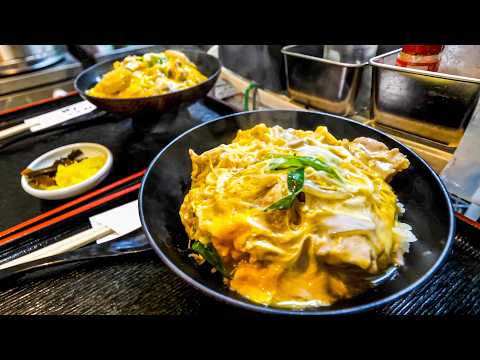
[0,80,76,112]
[282,45,367,116]
[0,45,67,76]
[371,49,480,146]
[0,53,82,96]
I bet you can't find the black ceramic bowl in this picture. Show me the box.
[139,110,455,315]
[74,49,221,117]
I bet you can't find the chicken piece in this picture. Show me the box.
[164,50,196,68]
[316,235,374,272]
[353,137,388,152]
[350,137,410,181]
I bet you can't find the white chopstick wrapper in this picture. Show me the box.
[0,200,141,270]
[0,100,96,141]
[25,100,97,132]
[91,200,141,244]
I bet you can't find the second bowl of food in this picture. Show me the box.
[74,48,221,116]
[139,110,454,315]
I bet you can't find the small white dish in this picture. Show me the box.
[21,143,113,200]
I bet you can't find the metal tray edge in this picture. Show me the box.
[370,48,480,84]
[281,45,368,68]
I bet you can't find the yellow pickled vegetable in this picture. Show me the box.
[33,156,106,190]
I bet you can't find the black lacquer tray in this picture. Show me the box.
[0,94,478,315]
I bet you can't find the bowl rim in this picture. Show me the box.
[21,142,113,198]
[139,109,455,315]
[74,49,222,103]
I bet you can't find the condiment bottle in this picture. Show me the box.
[395,45,444,72]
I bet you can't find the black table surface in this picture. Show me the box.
[0,94,479,315]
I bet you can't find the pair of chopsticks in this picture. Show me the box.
[0,199,142,271]
[0,169,146,248]
[0,100,98,142]
[0,225,113,270]
[0,101,113,152]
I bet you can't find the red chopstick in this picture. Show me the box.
[0,182,142,247]
[455,211,480,231]
[0,91,78,117]
[0,169,146,240]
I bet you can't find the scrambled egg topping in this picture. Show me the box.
[179,124,417,309]
[87,50,207,99]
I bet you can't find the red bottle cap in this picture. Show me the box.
[402,45,444,55]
